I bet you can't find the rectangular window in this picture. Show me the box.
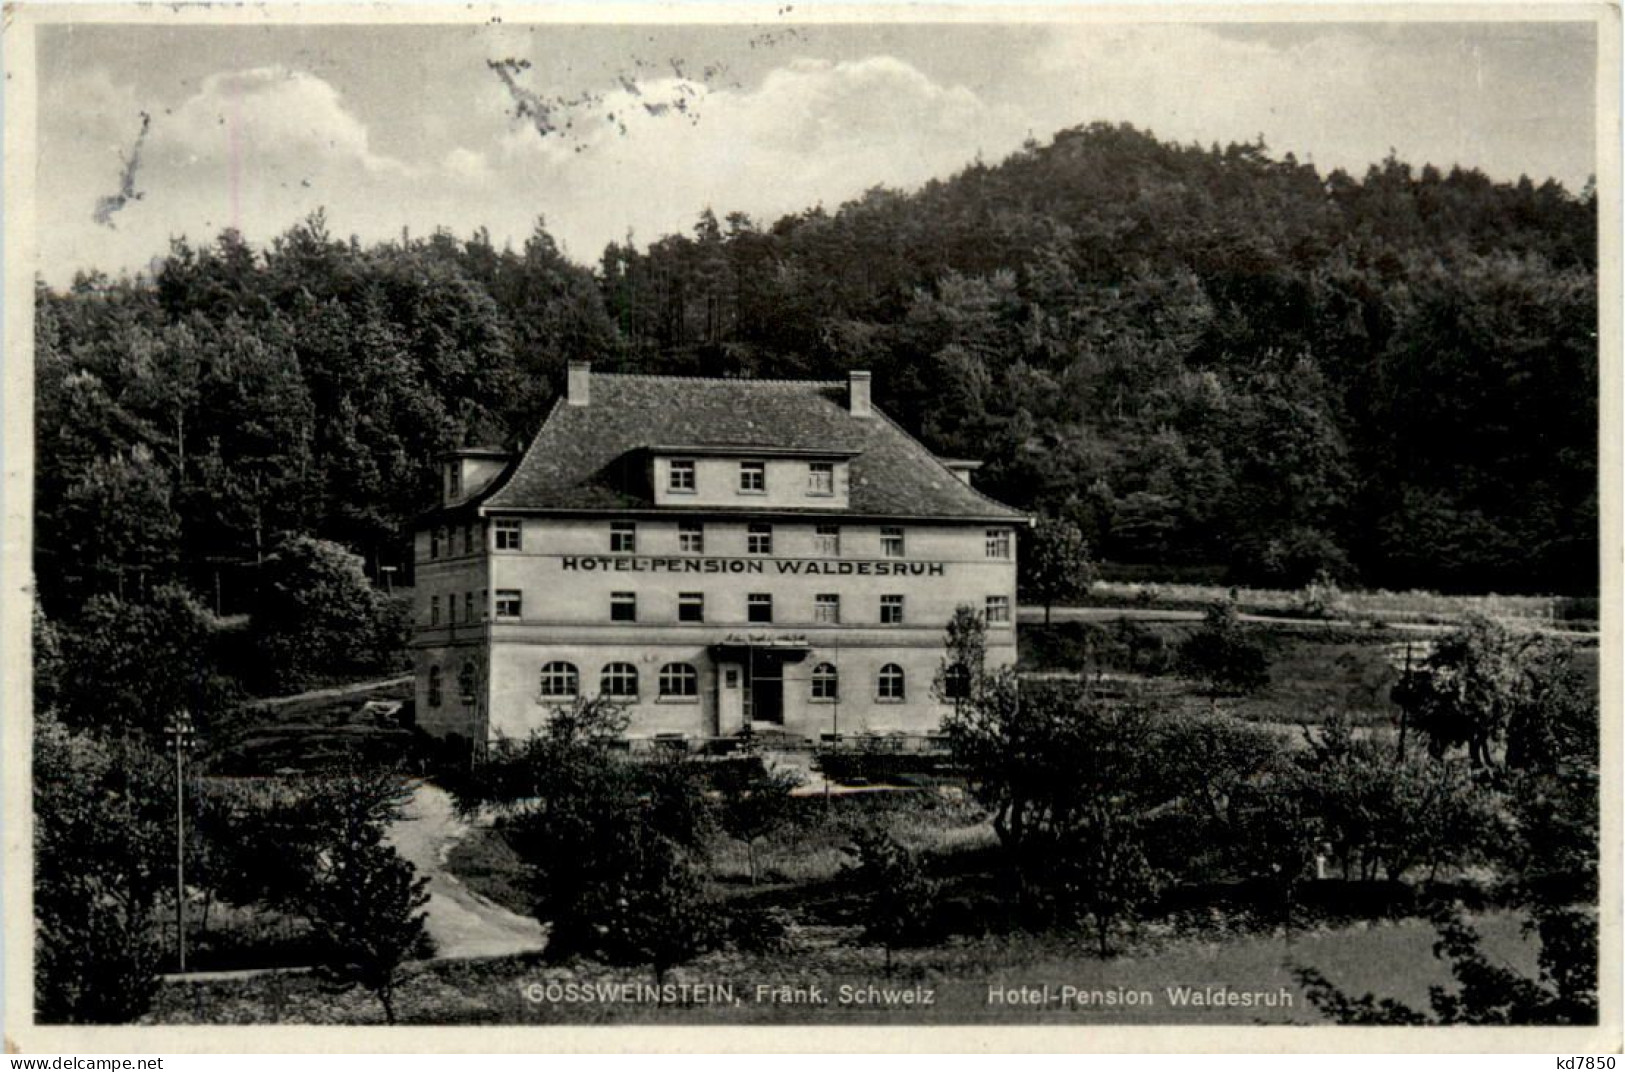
[880,594,905,625]
[739,461,766,493]
[611,592,637,622]
[678,592,705,622]
[610,521,637,553]
[814,594,840,624]
[447,595,455,625]
[464,591,476,623]
[679,522,705,554]
[815,524,841,556]
[494,519,522,551]
[747,594,773,624]
[807,461,834,495]
[986,529,1012,559]
[747,523,773,555]
[431,527,444,559]
[430,595,440,626]
[463,523,475,556]
[881,527,905,558]
[985,595,1011,624]
[669,459,696,492]
[495,589,522,619]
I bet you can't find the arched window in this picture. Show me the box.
[538,661,579,699]
[457,661,477,703]
[659,662,698,698]
[811,662,839,701]
[427,665,443,707]
[877,663,906,701]
[600,662,639,699]
[943,664,971,700]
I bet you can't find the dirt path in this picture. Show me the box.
[386,783,549,960]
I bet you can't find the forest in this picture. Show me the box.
[35,121,1599,621]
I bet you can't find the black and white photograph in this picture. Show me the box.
[2,2,1617,1049]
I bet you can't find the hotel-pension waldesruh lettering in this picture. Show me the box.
[410,364,1027,747]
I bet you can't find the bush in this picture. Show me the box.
[53,585,241,736]
[250,536,388,693]
[842,825,942,968]
[1176,601,1270,695]
[34,715,169,1023]
[450,698,719,974]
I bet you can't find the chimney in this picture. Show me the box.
[848,370,872,418]
[567,360,591,406]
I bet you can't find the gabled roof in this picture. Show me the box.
[475,373,1026,522]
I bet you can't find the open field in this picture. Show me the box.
[1019,618,1598,730]
[1084,580,1599,629]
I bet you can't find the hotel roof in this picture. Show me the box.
[467,372,1026,522]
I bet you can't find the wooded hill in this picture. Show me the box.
[35,122,1598,616]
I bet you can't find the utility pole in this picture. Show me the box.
[163,710,196,973]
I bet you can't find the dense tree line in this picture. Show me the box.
[36,123,1597,630]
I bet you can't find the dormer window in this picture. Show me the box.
[739,461,766,494]
[448,467,462,499]
[669,459,696,492]
[808,461,834,496]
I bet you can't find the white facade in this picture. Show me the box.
[409,367,1025,748]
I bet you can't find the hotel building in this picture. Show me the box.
[411,363,1026,748]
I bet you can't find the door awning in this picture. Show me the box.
[710,633,812,663]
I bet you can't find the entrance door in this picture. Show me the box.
[748,649,785,725]
[717,662,744,735]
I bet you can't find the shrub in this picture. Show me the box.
[1176,601,1270,696]
[842,825,942,969]
[451,697,719,975]
[34,715,169,1023]
[250,536,386,693]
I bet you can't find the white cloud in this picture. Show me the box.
[477,53,1024,256]
[154,67,407,177]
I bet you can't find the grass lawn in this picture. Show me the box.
[1019,620,1404,728]
[144,910,1538,1025]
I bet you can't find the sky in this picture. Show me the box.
[33,15,1599,283]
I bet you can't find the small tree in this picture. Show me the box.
[452,697,718,972]
[303,826,432,1024]
[933,604,987,712]
[1396,616,1589,770]
[715,756,801,885]
[293,764,431,1024]
[600,834,722,984]
[1054,804,1161,958]
[1020,517,1096,625]
[843,826,940,972]
[1176,601,1270,697]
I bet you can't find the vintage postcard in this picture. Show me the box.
[2,1,1618,1054]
